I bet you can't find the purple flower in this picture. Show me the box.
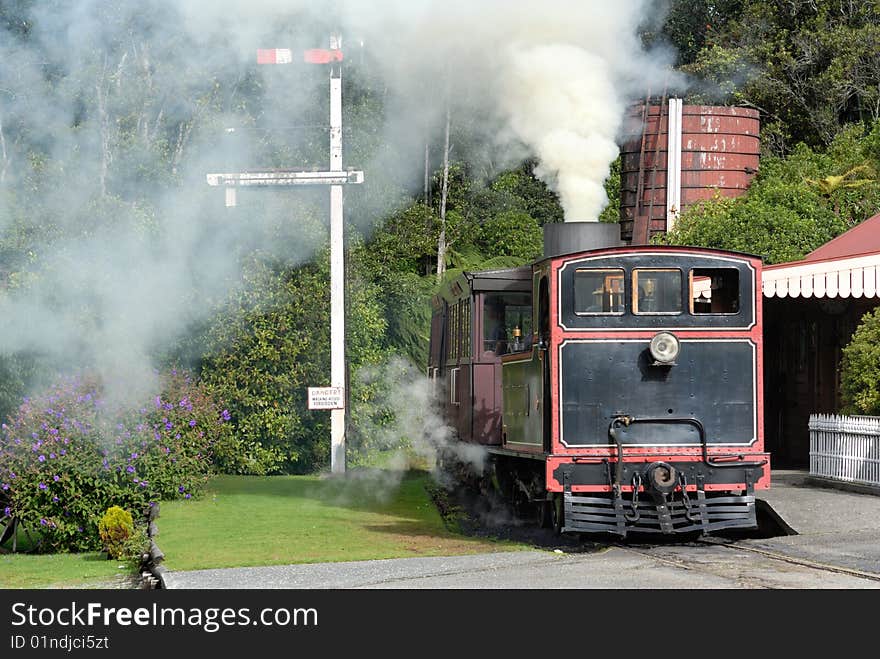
[184,493,191,499]
[49,453,56,459]
[178,485,186,493]
[38,482,47,490]
[126,465,135,474]
[1,483,8,491]
[189,419,197,427]
[37,454,46,462]
[3,506,10,517]
[221,409,231,421]
[130,452,138,460]
[40,518,48,526]
[53,475,60,482]
[52,496,59,502]
[155,395,162,408]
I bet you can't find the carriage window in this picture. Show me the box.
[483,292,533,354]
[460,299,471,358]
[691,268,740,314]
[633,269,682,314]
[573,269,624,314]
[445,303,458,361]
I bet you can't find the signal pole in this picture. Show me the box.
[328,33,346,474]
[207,33,362,475]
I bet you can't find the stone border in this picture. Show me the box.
[138,502,168,589]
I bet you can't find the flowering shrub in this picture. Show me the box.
[0,369,234,553]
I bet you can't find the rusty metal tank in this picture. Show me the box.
[619,101,760,244]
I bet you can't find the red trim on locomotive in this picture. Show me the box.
[544,455,771,493]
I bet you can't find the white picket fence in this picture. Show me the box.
[809,414,880,488]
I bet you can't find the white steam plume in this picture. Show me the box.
[501,45,624,221]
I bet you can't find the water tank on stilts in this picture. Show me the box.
[619,101,761,244]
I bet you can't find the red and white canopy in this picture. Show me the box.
[763,212,880,299]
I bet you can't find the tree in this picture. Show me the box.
[840,307,880,416]
[678,0,880,153]
[436,104,452,283]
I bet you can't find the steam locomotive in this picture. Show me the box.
[428,222,770,537]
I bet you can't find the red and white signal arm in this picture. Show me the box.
[256,48,293,64]
[257,49,343,65]
[308,387,345,410]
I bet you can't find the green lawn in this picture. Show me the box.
[0,551,137,589]
[156,470,525,572]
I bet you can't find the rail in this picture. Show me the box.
[809,414,880,488]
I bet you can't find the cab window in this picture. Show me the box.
[691,268,740,314]
[573,269,624,314]
[633,269,682,314]
[483,292,533,354]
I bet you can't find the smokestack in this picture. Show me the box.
[543,221,621,259]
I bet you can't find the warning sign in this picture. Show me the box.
[307,387,345,410]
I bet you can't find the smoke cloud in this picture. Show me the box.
[0,1,677,409]
[344,356,487,498]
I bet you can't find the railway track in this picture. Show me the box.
[617,537,880,588]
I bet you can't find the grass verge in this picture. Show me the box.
[0,551,138,589]
[155,469,527,572]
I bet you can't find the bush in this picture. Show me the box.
[98,505,134,559]
[0,369,233,553]
[198,254,387,474]
[477,210,543,261]
[840,307,880,416]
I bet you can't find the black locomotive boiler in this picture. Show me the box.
[428,222,770,537]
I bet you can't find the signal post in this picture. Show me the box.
[207,34,362,474]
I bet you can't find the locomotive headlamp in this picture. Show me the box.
[649,331,680,365]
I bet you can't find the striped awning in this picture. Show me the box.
[763,253,880,298]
